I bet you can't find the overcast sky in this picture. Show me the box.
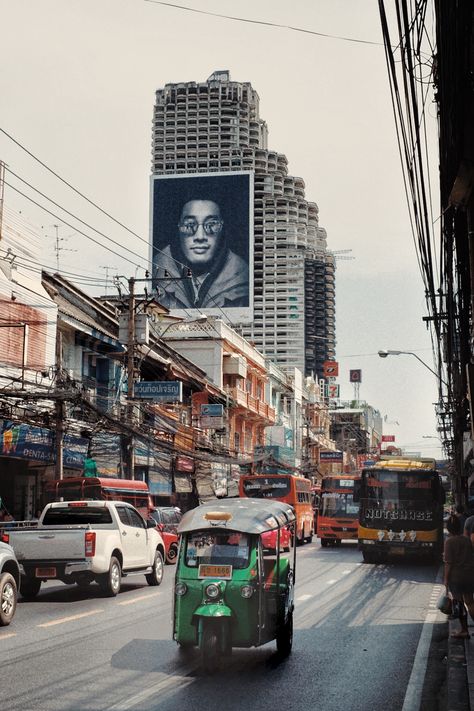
[0,1,443,459]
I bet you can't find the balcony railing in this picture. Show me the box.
[228,388,275,422]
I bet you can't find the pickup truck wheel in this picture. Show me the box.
[20,576,41,600]
[0,572,17,625]
[100,557,121,597]
[146,550,164,586]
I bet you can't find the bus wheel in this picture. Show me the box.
[362,550,376,563]
[335,539,342,547]
[320,539,328,548]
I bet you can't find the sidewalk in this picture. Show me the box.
[447,618,472,710]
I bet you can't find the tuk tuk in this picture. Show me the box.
[173,498,296,670]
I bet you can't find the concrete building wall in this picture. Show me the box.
[151,70,335,378]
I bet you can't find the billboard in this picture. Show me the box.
[323,360,339,377]
[151,171,254,323]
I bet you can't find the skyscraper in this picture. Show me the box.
[151,70,335,377]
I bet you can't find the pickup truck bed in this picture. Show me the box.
[2,500,166,598]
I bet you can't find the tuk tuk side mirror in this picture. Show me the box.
[146,519,156,529]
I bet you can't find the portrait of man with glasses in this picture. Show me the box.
[152,173,251,313]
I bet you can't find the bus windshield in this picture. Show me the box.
[320,492,359,518]
[365,470,435,502]
[242,477,291,499]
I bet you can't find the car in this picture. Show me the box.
[0,540,20,625]
[261,525,291,553]
[149,507,182,564]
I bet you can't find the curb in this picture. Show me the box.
[448,619,470,710]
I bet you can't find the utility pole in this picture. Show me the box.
[127,277,136,479]
[55,330,64,480]
[0,161,5,242]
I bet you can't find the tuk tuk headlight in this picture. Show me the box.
[205,583,220,600]
[175,582,187,596]
[240,585,254,599]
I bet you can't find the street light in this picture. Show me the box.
[377,350,448,387]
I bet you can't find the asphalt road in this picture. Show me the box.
[1,541,445,711]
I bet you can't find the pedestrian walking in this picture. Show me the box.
[444,514,474,638]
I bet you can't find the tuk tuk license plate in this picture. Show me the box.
[389,547,405,556]
[198,564,232,580]
[35,567,56,578]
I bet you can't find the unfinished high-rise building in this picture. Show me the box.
[151,70,335,377]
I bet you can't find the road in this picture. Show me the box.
[1,541,446,711]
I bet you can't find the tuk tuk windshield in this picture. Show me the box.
[185,531,250,569]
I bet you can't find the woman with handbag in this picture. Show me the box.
[444,514,474,638]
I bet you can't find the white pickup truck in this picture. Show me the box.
[2,500,166,598]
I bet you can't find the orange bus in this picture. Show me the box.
[317,475,360,547]
[239,473,314,545]
[43,477,152,518]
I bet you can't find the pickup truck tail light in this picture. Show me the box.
[1,533,9,544]
[85,531,96,557]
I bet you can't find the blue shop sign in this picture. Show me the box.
[320,450,344,462]
[0,420,88,469]
[200,404,224,417]
[134,381,182,402]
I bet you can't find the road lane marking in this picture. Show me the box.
[37,608,104,628]
[340,569,352,575]
[106,665,199,710]
[401,582,444,711]
[0,632,16,640]
[118,592,161,606]
[297,594,312,601]
[326,579,337,585]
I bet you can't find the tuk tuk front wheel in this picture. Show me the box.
[276,611,293,657]
[201,622,220,672]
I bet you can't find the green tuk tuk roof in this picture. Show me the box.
[178,498,296,535]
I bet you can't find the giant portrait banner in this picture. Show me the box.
[150,171,254,323]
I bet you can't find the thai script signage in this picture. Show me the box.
[134,381,182,402]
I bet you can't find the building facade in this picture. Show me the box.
[151,70,336,378]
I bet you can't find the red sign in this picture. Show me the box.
[349,369,362,383]
[381,435,395,442]
[323,360,339,377]
[175,455,194,472]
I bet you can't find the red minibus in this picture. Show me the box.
[239,473,314,545]
[317,475,360,547]
[43,477,152,518]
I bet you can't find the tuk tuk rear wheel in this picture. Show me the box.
[201,622,220,672]
[276,611,293,657]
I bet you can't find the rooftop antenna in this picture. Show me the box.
[52,224,77,272]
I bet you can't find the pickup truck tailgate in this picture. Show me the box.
[9,529,86,561]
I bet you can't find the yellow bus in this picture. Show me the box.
[355,458,444,563]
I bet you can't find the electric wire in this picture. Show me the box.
[144,0,385,47]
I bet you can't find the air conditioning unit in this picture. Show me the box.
[223,354,247,378]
